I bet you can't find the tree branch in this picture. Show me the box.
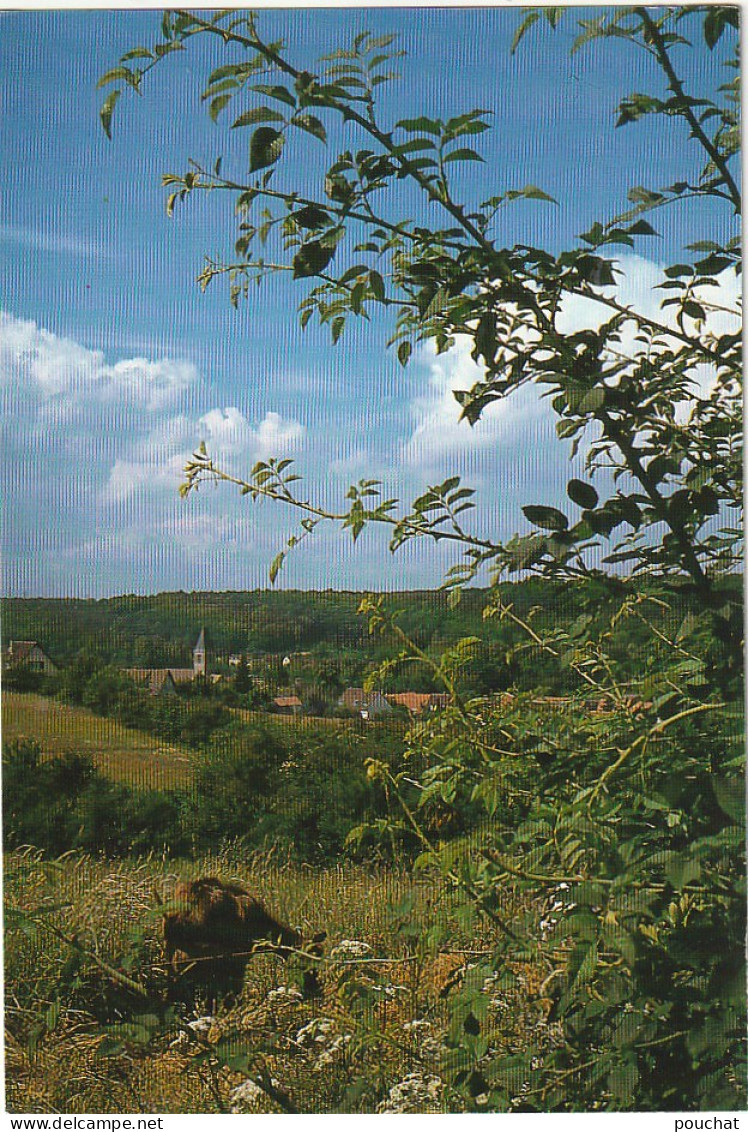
[636,7,741,212]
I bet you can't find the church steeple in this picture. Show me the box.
[193,628,207,677]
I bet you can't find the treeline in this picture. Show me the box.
[5,577,735,696]
[1,580,571,667]
[2,718,408,862]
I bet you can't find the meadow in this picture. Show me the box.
[2,691,193,790]
[3,689,545,1113]
[5,846,546,1114]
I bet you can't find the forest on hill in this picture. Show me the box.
[4,575,734,682]
[2,583,538,665]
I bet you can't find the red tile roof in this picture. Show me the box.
[273,695,303,709]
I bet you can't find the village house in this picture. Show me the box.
[125,630,208,696]
[386,692,452,716]
[272,694,304,716]
[337,687,393,720]
[4,640,58,674]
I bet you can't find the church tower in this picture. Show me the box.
[193,628,207,678]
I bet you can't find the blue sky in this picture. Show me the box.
[0,6,739,596]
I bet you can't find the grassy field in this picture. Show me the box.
[4,847,544,1114]
[2,691,194,789]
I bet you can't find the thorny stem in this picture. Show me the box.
[379,764,524,944]
[189,165,466,257]
[489,598,600,691]
[635,7,741,212]
[122,14,734,372]
[598,408,712,595]
[588,699,726,803]
[29,916,152,1001]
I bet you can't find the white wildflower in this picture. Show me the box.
[188,1014,216,1035]
[482,974,497,993]
[330,939,373,959]
[229,1076,280,1113]
[169,1015,216,1046]
[490,993,511,1013]
[266,985,303,1005]
[377,1072,444,1114]
[539,883,577,939]
[314,1033,352,1070]
[373,982,407,999]
[403,1018,432,1034]
[229,1078,264,1111]
[296,1016,336,1047]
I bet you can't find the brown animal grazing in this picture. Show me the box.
[162,877,324,1004]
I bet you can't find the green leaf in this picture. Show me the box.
[522,505,569,532]
[608,1063,639,1104]
[325,174,355,204]
[251,83,297,108]
[567,479,599,509]
[397,341,412,367]
[517,184,557,203]
[292,240,337,279]
[626,219,659,236]
[704,6,738,49]
[209,94,233,122]
[442,147,484,164]
[293,113,327,143]
[368,270,386,301]
[665,853,702,889]
[511,10,541,53]
[579,387,606,414]
[712,777,744,824]
[392,138,437,156]
[232,107,286,128]
[100,89,121,139]
[121,47,154,61]
[292,205,332,230]
[269,551,286,584]
[576,255,616,286]
[249,127,285,172]
[97,67,136,90]
[396,116,442,135]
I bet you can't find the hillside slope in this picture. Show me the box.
[2,691,193,788]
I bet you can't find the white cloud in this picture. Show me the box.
[101,407,305,504]
[0,311,197,410]
[102,453,188,503]
[0,310,309,593]
[197,406,305,462]
[401,335,547,470]
[253,410,305,460]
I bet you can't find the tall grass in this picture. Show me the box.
[5,846,542,1114]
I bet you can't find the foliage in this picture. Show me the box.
[1,715,406,864]
[93,3,745,1112]
[2,741,188,857]
[53,658,233,748]
[187,720,404,861]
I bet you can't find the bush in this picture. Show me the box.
[2,740,189,858]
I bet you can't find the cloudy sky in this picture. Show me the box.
[0,7,738,596]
